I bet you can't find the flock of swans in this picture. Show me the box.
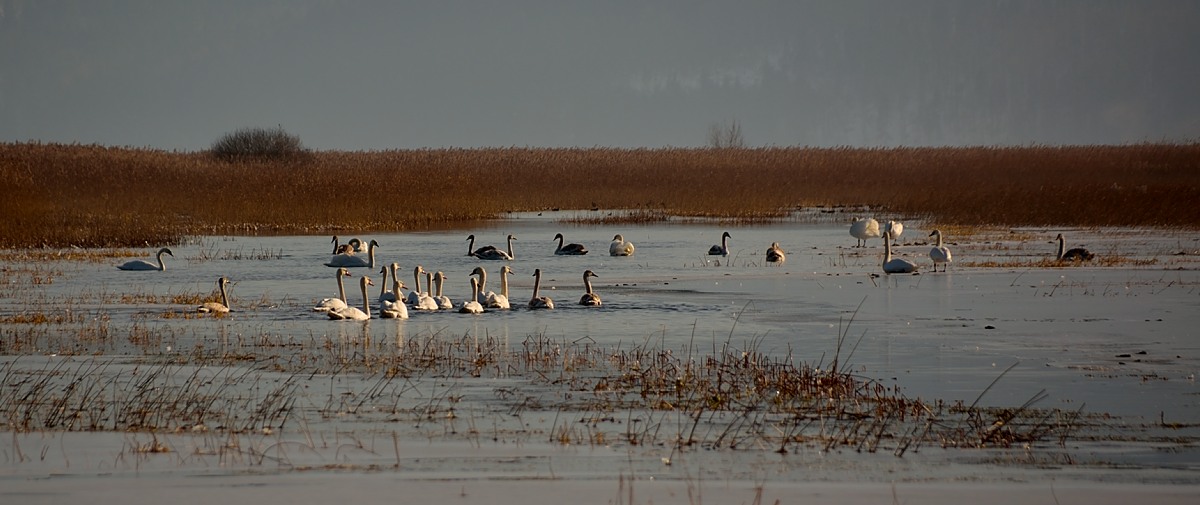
[112,222,1095,317]
[849,217,1094,274]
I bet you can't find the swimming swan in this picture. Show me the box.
[466,234,497,257]
[459,277,484,314]
[380,263,409,319]
[881,231,918,274]
[529,268,555,309]
[117,247,174,271]
[433,271,454,309]
[766,242,786,264]
[412,271,440,311]
[313,267,354,312]
[326,239,378,268]
[609,234,635,256]
[578,269,601,306]
[553,233,589,255]
[475,234,516,261]
[329,276,374,321]
[470,266,492,304]
[1055,233,1095,262]
[197,277,232,314]
[850,218,881,247]
[929,230,953,272]
[708,231,731,256]
[486,265,512,309]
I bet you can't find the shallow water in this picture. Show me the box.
[3,212,1200,498]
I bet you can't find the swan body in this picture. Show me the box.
[881,231,918,274]
[929,230,953,272]
[708,231,731,256]
[466,234,498,257]
[433,271,454,309]
[578,269,601,306]
[380,263,409,319]
[329,276,373,321]
[766,242,786,264]
[475,234,516,260]
[529,268,555,309]
[470,266,493,304]
[117,247,174,271]
[197,277,231,314]
[884,221,904,244]
[850,218,881,247]
[314,267,354,312]
[553,233,588,255]
[405,266,426,305]
[459,277,484,314]
[609,234,635,256]
[1056,233,1095,262]
[326,239,378,268]
[412,272,440,311]
[486,265,512,309]
[377,265,396,303]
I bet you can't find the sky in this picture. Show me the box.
[2,1,1198,151]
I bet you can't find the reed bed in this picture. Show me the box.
[3,142,1198,248]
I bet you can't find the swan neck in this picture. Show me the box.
[500,271,509,297]
[1057,236,1065,259]
[337,273,348,302]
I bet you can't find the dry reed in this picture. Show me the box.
[3,142,1198,248]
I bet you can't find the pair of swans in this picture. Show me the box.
[553,233,588,255]
[609,234,635,256]
[470,266,512,309]
[405,266,442,311]
[377,263,410,319]
[1056,233,1095,262]
[117,247,174,271]
[850,217,881,247]
[326,239,378,268]
[197,277,232,314]
[708,232,731,256]
[467,234,516,260]
[330,236,367,255]
[328,276,375,321]
[766,242,786,264]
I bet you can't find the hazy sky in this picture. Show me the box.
[2,1,1198,150]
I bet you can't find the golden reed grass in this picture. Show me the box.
[3,142,1197,248]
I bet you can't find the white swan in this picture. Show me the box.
[466,234,498,257]
[1055,233,1095,262]
[470,266,493,304]
[117,247,174,271]
[313,267,354,312]
[326,239,378,268]
[578,269,601,306]
[529,268,555,309]
[412,271,440,311]
[405,265,426,306]
[197,277,231,314]
[929,230,953,272]
[329,276,373,321]
[884,221,904,244]
[609,234,635,256]
[376,265,395,302]
[458,277,484,314]
[850,217,881,247]
[553,233,588,255]
[708,231,731,256]
[475,234,516,260]
[881,231,918,274]
[346,237,368,253]
[433,271,454,309]
[486,265,512,309]
[766,242,786,264]
[380,295,409,319]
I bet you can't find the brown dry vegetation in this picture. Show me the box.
[3,142,1198,248]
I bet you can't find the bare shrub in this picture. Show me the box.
[210,126,309,162]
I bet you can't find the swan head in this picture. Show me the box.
[361,276,374,288]
[532,268,542,277]
[368,239,379,248]
[507,234,517,241]
[722,231,731,239]
[928,230,939,238]
[612,234,624,241]
[500,265,513,275]
[466,234,475,241]
[1055,233,1064,241]
[583,269,598,279]
[434,271,447,282]
[554,233,564,241]
[338,268,353,277]
[470,266,486,277]
[159,247,174,257]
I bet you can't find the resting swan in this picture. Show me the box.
[328,276,373,321]
[766,242,786,264]
[881,231,918,274]
[486,265,512,309]
[1055,233,1095,262]
[433,271,454,309]
[850,218,881,248]
[609,234,635,256]
[553,233,588,255]
[475,234,516,261]
[412,271,440,311]
[528,268,555,309]
[197,277,232,314]
[929,230,953,272]
[313,267,354,312]
[578,269,601,306]
[459,277,484,314]
[326,239,378,268]
[708,231,731,256]
[117,247,174,271]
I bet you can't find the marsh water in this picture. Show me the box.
[3,211,1200,502]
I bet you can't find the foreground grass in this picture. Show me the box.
[3,142,1198,248]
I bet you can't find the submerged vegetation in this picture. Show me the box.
[2,141,1199,248]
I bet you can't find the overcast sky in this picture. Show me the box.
[2,1,1198,151]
